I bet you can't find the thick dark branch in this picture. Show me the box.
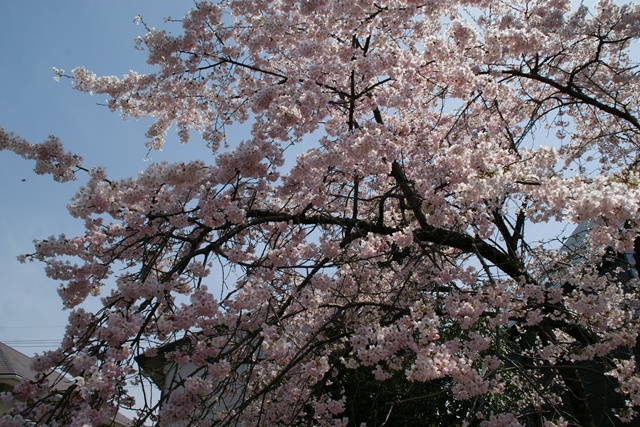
[245,209,398,236]
[413,228,524,279]
[390,161,525,280]
[492,209,518,260]
[503,68,640,131]
[349,70,356,131]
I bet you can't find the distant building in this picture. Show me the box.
[136,337,245,426]
[0,342,131,426]
[510,224,640,426]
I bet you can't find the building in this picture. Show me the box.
[136,336,246,426]
[0,342,131,426]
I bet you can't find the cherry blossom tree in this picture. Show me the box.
[2,0,640,425]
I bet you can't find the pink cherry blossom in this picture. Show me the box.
[3,0,640,425]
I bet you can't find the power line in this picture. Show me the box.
[0,325,65,329]
[1,339,62,348]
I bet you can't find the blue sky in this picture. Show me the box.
[0,2,211,356]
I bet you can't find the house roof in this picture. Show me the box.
[0,342,132,426]
[0,341,73,393]
[0,341,42,383]
[135,337,193,390]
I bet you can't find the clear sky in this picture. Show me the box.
[0,1,213,356]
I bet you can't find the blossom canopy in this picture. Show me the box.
[2,0,640,426]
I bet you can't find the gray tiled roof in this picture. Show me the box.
[0,342,131,425]
[0,342,72,390]
[0,341,40,381]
